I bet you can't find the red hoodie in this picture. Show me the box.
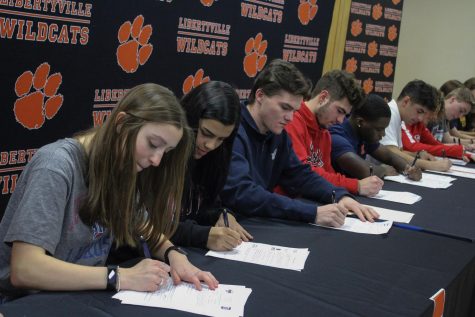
[278,102,359,194]
[401,122,465,158]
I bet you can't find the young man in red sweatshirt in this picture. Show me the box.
[282,70,383,197]
[402,105,475,162]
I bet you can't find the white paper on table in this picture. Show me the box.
[113,278,252,317]
[370,189,421,204]
[384,172,455,189]
[363,205,414,223]
[435,156,468,166]
[427,165,475,179]
[206,241,309,271]
[314,217,392,235]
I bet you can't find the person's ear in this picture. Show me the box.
[401,96,411,108]
[318,90,330,105]
[255,89,265,104]
[356,117,364,128]
[115,111,127,133]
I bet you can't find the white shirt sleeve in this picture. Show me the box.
[380,99,402,148]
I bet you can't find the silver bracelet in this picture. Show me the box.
[116,266,121,291]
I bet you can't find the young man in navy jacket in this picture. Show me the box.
[221,59,378,228]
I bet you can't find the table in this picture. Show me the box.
[1,167,475,317]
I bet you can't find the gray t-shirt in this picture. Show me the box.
[427,118,449,142]
[0,138,112,297]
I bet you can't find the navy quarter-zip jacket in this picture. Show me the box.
[221,103,350,223]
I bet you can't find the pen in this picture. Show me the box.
[458,138,461,145]
[140,235,152,258]
[350,214,474,242]
[331,190,336,204]
[393,223,473,243]
[222,208,230,228]
[369,165,373,176]
[411,151,420,167]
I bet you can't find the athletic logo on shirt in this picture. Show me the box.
[431,125,444,142]
[306,142,323,167]
[92,222,105,240]
[401,122,417,143]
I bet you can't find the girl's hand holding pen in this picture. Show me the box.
[216,212,253,242]
[119,259,171,292]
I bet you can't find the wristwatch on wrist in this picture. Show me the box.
[106,265,118,291]
[164,245,187,265]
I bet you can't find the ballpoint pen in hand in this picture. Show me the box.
[140,235,152,258]
[411,151,420,167]
[222,208,230,228]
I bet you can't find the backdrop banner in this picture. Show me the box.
[342,0,404,101]
[0,0,335,218]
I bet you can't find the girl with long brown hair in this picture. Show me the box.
[0,83,218,302]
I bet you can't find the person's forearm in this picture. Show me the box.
[387,154,409,173]
[152,237,174,260]
[449,128,464,139]
[442,132,454,144]
[373,165,386,178]
[11,243,107,291]
[386,146,413,163]
[461,130,475,137]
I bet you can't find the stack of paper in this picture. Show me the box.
[435,156,468,166]
[314,217,393,235]
[428,165,475,179]
[364,205,414,223]
[385,172,456,189]
[370,189,421,204]
[113,278,252,317]
[206,242,309,271]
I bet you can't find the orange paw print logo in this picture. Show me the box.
[243,33,268,78]
[367,41,378,58]
[372,4,383,20]
[392,0,401,5]
[388,25,398,41]
[363,78,374,94]
[345,57,358,73]
[182,69,210,95]
[14,62,63,130]
[200,0,214,6]
[383,61,394,78]
[350,19,363,37]
[298,0,318,25]
[117,15,153,73]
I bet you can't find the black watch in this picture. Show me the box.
[164,246,187,265]
[106,265,118,291]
